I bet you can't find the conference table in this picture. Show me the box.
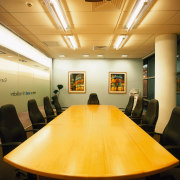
[3,105,179,180]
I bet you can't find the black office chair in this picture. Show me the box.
[28,99,47,129]
[52,95,67,115]
[159,107,180,160]
[0,104,37,180]
[133,99,159,133]
[147,107,180,180]
[87,93,100,105]
[130,96,143,118]
[119,95,134,116]
[43,96,56,122]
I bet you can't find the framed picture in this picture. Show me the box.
[68,71,86,93]
[177,72,180,93]
[109,72,127,94]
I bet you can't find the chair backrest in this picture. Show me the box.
[0,104,27,155]
[28,99,45,128]
[52,95,62,115]
[142,99,159,126]
[44,96,54,117]
[124,95,134,116]
[161,107,180,146]
[131,96,143,118]
[87,93,100,105]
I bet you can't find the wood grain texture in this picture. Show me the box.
[4,105,179,179]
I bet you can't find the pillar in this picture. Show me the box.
[155,34,177,133]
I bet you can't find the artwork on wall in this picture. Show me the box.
[177,72,180,93]
[68,71,86,93]
[109,72,127,94]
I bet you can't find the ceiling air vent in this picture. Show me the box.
[19,59,27,63]
[93,46,108,50]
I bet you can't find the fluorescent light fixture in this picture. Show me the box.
[8,56,13,58]
[59,55,65,58]
[0,24,51,67]
[64,35,78,49]
[121,54,128,58]
[43,0,69,31]
[114,35,128,50]
[124,0,153,31]
[83,54,89,57]
[97,55,103,57]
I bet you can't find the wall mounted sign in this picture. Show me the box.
[109,72,127,94]
[68,71,86,93]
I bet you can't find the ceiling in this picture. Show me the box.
[0,0,179,60]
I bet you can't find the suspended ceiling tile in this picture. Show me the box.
[151,0,180,11]
[74,25,115,34]
[11,25,32,35]
[65,0,92,11]
[0,6,6,12]
[166,12,180,25]
[141,11,177,25]
[136,24,180,34]
[11,12,53,26]
[79,34,113,41]
[80,40,111,48]
[0,13,21,25]
[0,0,45,13]
[129,34,153,41]
[35,34,64,42]
[26,25,60,35]
[70,12,120,25]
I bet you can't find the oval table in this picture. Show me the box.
[4,105,179,180]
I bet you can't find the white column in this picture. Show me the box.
[155,34,177,133]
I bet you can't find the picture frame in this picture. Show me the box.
[109,72,127,94]
[177,72,180,93]
[68,71,86,93]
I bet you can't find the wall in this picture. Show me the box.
[0,57,51,113]
[52,59,143,108]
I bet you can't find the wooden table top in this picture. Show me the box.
[4,105,179,179]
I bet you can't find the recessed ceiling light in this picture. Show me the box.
[121,55,128,58]
[59,55,65,58]
[26,2,33,7]
[83,54,89,57]
[97,55,103,57]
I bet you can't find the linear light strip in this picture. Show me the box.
[125,0,153,31]
[114,35,128,50]
[43,0,69,31]
[64,36,78,50]
[0,24,51,67]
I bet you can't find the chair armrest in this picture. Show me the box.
[1,142,22,147]
[25,129,38,133]
[139,124,155,132]
[31,122,47,129]
[118,108,125,112]
[148,132,162,138]
[61,107,68,112]
[32,123,47,126]
[62,106,68,109]
[130,117,141,124]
